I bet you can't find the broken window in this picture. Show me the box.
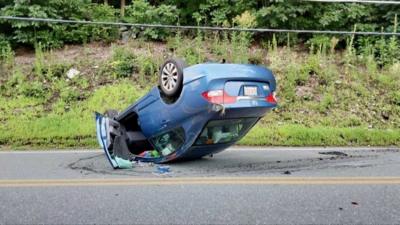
[150,127,185,156]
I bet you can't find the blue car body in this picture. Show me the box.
[96,63,277,168]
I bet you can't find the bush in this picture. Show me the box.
[318,93,334,113]
[124,0,179,40]
[60,87,81,104]
[19,81,46,98]
[306,35,331,55]
[390,91,400,106]
[110,46,137,78]
[0,1,119,48]
[0,34,13,72]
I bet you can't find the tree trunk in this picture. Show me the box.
[120,0,125,17]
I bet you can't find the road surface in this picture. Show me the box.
[0,147,399,224]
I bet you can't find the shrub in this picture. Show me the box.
[110,45,137,78]
[306,35,331,55]
[318,93,334,113]
[0,1,119,48]
[0,34,14,73]
[60,87,81,104]
[19,81,46,98]
[124,0,179,41]
[390,91,400,106]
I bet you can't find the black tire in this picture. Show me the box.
[159,58,187,97]
[104,109,119,119]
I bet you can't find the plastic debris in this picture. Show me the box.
[138,150,160,158]
[134,161,154,167]
[114,156,133,169]
[153,166,171,175]
[66,68,80,79]
[151,150,160,157]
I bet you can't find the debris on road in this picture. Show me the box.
[283,170,291,175]
[114,156,133,169]
[153,166,172,176]
[133,161,154,167]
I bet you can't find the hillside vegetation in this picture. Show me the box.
[0,32,399,149]
[0,1,399,149]
[1,0,399,66]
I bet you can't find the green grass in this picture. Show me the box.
[241,124,400,146]
[1,116,398,149]
[0,81,147,149]
[0,37,399,149]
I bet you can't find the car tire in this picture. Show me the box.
[159,58,187,97]
[104,109,119,119]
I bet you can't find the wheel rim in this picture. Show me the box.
[161,63,178,91]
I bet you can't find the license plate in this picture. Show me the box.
[244,86,258,96]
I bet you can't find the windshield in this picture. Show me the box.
[194,118,258,145]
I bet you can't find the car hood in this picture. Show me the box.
[183,63,276,91]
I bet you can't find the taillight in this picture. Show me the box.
[266,92,277,104]
[202,90,237,104]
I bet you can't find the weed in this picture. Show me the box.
[19,81,47,99]
[0,37,14,71]
[34,43,45,78]
[307,35,331,55]
[318,93,334,113]
[110,45,138,78]
[137,55,157,84]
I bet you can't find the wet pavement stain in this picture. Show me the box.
[319,151,348,157]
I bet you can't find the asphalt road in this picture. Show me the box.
[1,147,399,224]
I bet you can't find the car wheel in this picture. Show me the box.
[159,58,187,97]
[104,109,119,119]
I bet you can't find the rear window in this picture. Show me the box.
[194,118,258,145]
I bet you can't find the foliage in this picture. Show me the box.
[1,1,400,65]
[110,45,137,78]
[0,0,119,48]
[0,34,14,73]
[123,0,179,40]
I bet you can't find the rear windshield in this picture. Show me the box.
[194,118,258,145]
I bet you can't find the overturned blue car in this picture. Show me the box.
[96,58,277,168]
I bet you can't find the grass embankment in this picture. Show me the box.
[0,36,399,149]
